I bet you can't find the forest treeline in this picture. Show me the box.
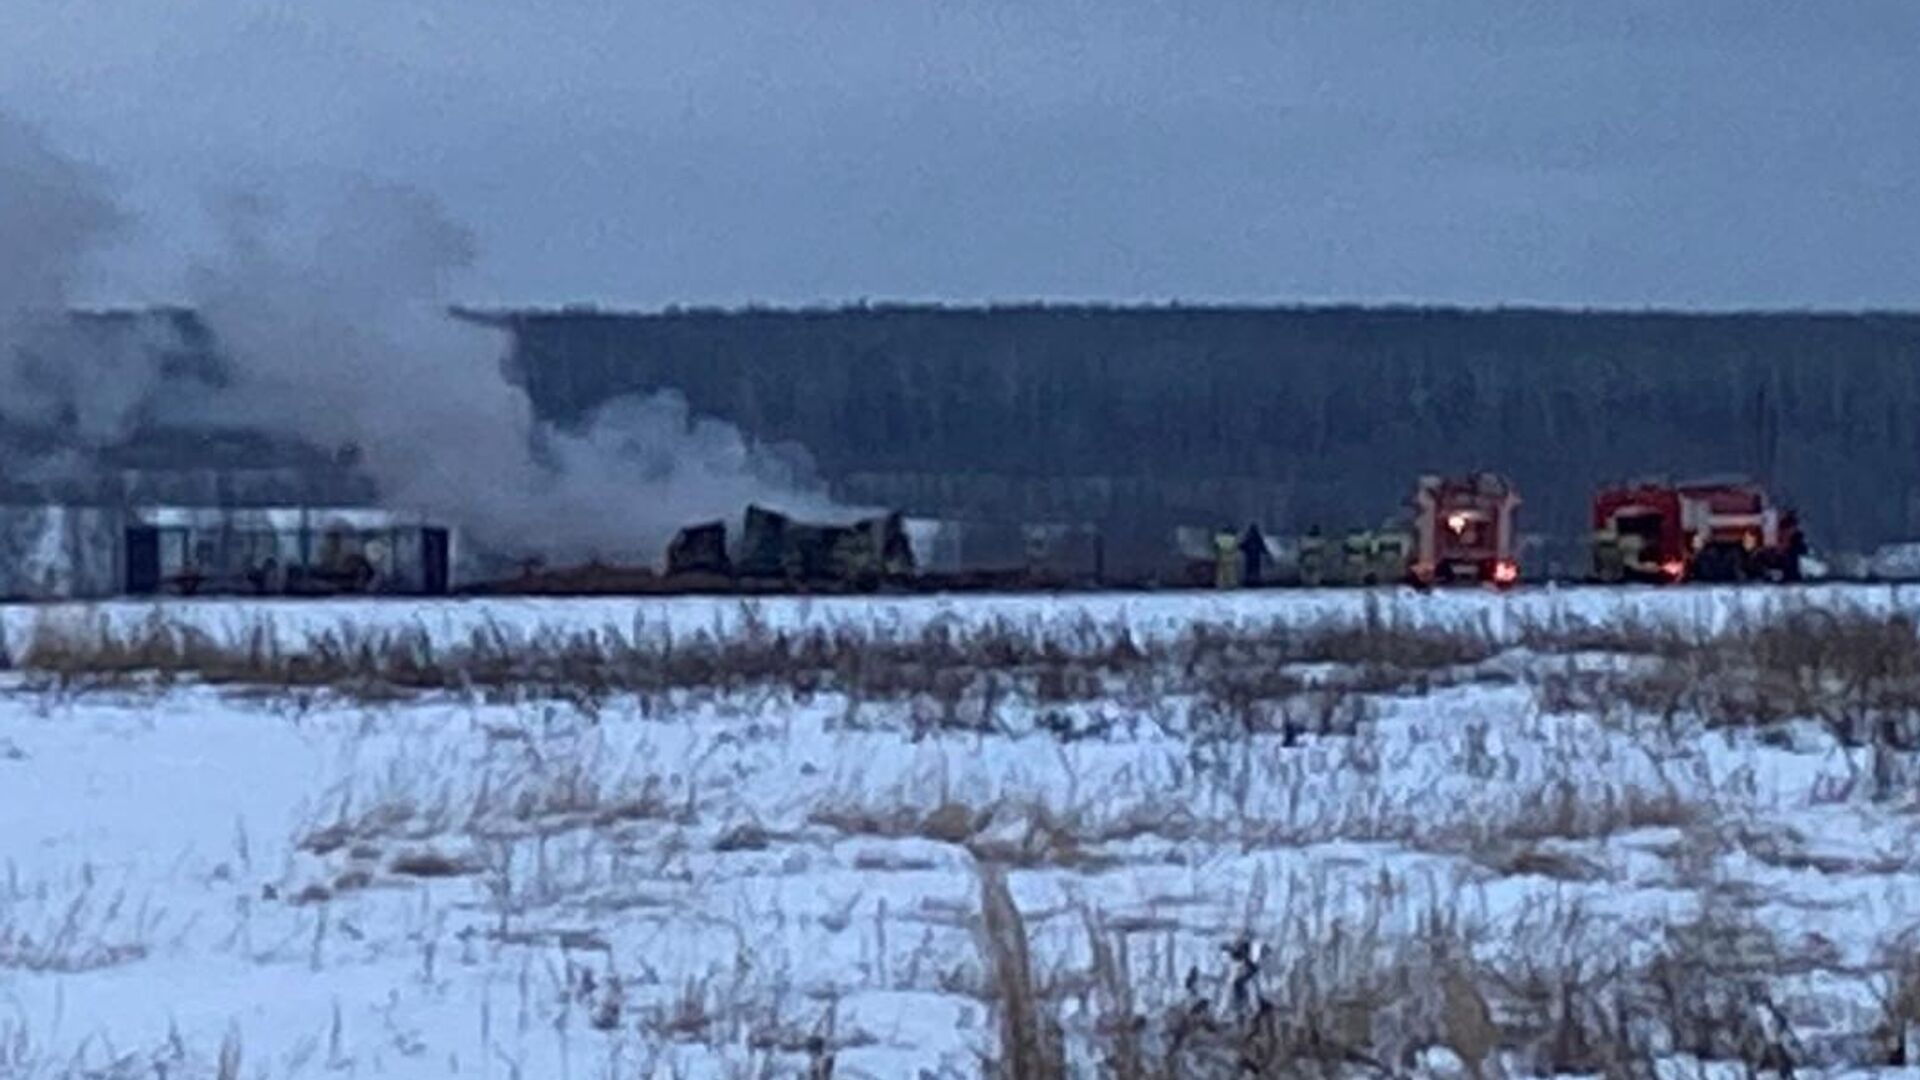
[502,304,1920,559]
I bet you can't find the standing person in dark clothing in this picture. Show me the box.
[1241,524,1267,587]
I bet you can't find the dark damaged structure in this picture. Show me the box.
[733,505,915,586]
[481,507,918,596]
[664,520,731,578]
[653,509,1113,594]
[663,507,918,591]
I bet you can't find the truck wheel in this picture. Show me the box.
[1693,544,1743,583]
[1757,550,1802,584]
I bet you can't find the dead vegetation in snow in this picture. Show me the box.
[9,594,1920,1075]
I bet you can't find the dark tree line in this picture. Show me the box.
[504,304,1920,560]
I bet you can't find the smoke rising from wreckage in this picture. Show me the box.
[0,109,861,595]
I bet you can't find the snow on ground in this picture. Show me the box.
[2,589,1920,1076]
[7,582,1920,655]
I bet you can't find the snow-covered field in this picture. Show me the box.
[4,588,1920,1077]
[8,581,1920,652]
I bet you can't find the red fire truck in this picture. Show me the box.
[1591,477,1806,584]
[1409,473,1521,588]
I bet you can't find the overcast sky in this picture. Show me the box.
[3,1,1916,311]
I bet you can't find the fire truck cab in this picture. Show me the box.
[1591,477,1805,584]
[1409,473,1521,588]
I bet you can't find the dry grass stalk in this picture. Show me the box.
[1872,940,1920,1065]
[1080,907,1145,1080]
[0,883,159,974]
[215,1025,243,1080]
[1535,606,1920,751]
[12,604,1521,717]
[975,863,1064,1080]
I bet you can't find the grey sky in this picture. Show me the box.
[4,1,1916,310]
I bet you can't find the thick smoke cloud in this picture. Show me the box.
[0,113,194,495]
[1,109,850,565]
[0,113,116,318]
[0,113,155,447]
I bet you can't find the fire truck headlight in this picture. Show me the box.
[1446,513,1468,534]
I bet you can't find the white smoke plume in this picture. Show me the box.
[2,109,855,565]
